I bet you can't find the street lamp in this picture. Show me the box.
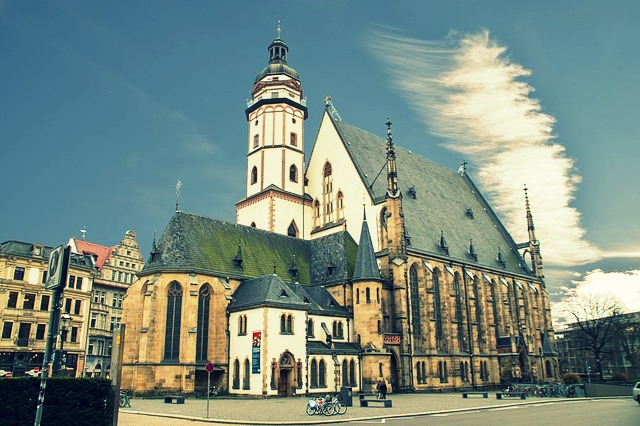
[58,313,71,376]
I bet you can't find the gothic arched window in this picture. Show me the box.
[310,359,318,388]
[233,359,240,389]
[196,284,211,361]
[243,359,250,389]
[319,359,326,387]
[287,221,298,238]
[410,264,421,338]
[164,282,182,360]
[433,269,445,351]
[251,166,258,185]
[289,164,298,182]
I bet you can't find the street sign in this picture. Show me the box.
[205,362,215,373]
[45,245,68,290]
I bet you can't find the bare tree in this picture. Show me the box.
[564,293,624,380]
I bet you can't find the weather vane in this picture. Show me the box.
[277,20,281,38]
[176,179,183,211]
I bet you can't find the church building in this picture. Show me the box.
[121,30,558,396]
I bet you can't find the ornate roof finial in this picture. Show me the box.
[385,118,399,197]
[458,160,468,175]
[175,179,183,211]
[277,20,281,39]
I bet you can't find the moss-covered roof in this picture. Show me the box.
[142,211,358,285]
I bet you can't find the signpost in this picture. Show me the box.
[35,245,70,426]
[205,362,214,418]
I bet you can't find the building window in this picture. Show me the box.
[307,319,314,337]
[409,264,421,337]
[35,324,46,340]
[313,200,320,228]
[70,326,78,343]
[350,360,356,386]
[251,166,258,185]
[238,315,247,336]
[366,288,371,303]
[41,270,48,284]
[88,339,95,355]
[356,288,360,304]
[416,362,422,384]
[233,359,240,389]
[319,359,326,387]
[290,132,297,147]
[73,300,81,315]
[342,360,348,385]
[7,291,18,309]
[23,293,36,310]
[322,162,334,224]
[17,323,31,346]
[253,134,259,148]
[196,284,211,361]
[64,298,72,313]
[90,313,97,328]
[289,164,298,182]
[68,275,75,288]
[310,359,318,388]
[2,321,13,339]
[336,191,344,219]
[433,269,445,352]
[164,282,182,360]
[280,314,293,334]
[453,274,465,352]
[287,221,298,238]
[76,276,83,290]
[243,359,250,389]
[13,267,25,281]
[40,295,50,311]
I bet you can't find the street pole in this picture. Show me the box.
[111,324,126,426]
[207,371,211,418]
[35,245,69,426]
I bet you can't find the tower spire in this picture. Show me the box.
[385,118,399,198]
[523,185,544,279]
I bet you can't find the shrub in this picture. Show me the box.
[0,377,114,426]
[610,372,628,381]
[562,372,582,384]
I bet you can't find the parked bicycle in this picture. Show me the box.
[119,389,132,408]
[305,393,347,416]
[209,385,226,397]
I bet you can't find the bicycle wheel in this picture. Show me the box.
[337,402,347,415]
[119,396,126,408]
[306,404,315,416]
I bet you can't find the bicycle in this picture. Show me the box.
[209,385,226,397]
[119,389,132,408]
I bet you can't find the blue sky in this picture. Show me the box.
[2,1,639,320]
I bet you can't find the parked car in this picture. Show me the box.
[633,381,640,404]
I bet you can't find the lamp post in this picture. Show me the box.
[58,313,71,376]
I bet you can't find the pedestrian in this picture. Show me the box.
[376,379,382,399]
[379,379,387,400]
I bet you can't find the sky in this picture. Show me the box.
[2,1,639,325]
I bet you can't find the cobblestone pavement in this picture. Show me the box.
[118,392,566,425]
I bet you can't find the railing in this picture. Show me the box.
[15,338,32,347]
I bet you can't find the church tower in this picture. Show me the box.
[236,26,310,238]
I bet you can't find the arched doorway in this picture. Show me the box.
[389,352,399,394]
[278,352,295,396]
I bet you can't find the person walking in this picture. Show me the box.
[376,379,382,399]
[379,379,387,400]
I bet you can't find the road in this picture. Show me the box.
[335,399,638,426]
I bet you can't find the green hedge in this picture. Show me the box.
[0,377,114,426]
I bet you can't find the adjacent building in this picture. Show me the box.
[122,31,558,396]
[69,230,144,378]
[0,241,94,377]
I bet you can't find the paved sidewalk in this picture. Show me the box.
[118,392,566,425]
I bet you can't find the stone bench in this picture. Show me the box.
[496,392,526,400]
[164,395,185,404]
[360,398,392,408]
[462,391,488,398]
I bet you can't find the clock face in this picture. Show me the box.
[49,251,59,277]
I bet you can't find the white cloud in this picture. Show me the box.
[552,268,640,327]
[368,28,601,267]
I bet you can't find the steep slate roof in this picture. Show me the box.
[330,114,528,275]
[75,240,114,270]
[287,283,350,316]
[0,240,95,270]
[143,211,357,286]
[307,340,361,355]
[352,211,382,282]
[228,274,309,312]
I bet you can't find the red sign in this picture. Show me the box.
[383,334,401,345]
[205,362,214,373]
